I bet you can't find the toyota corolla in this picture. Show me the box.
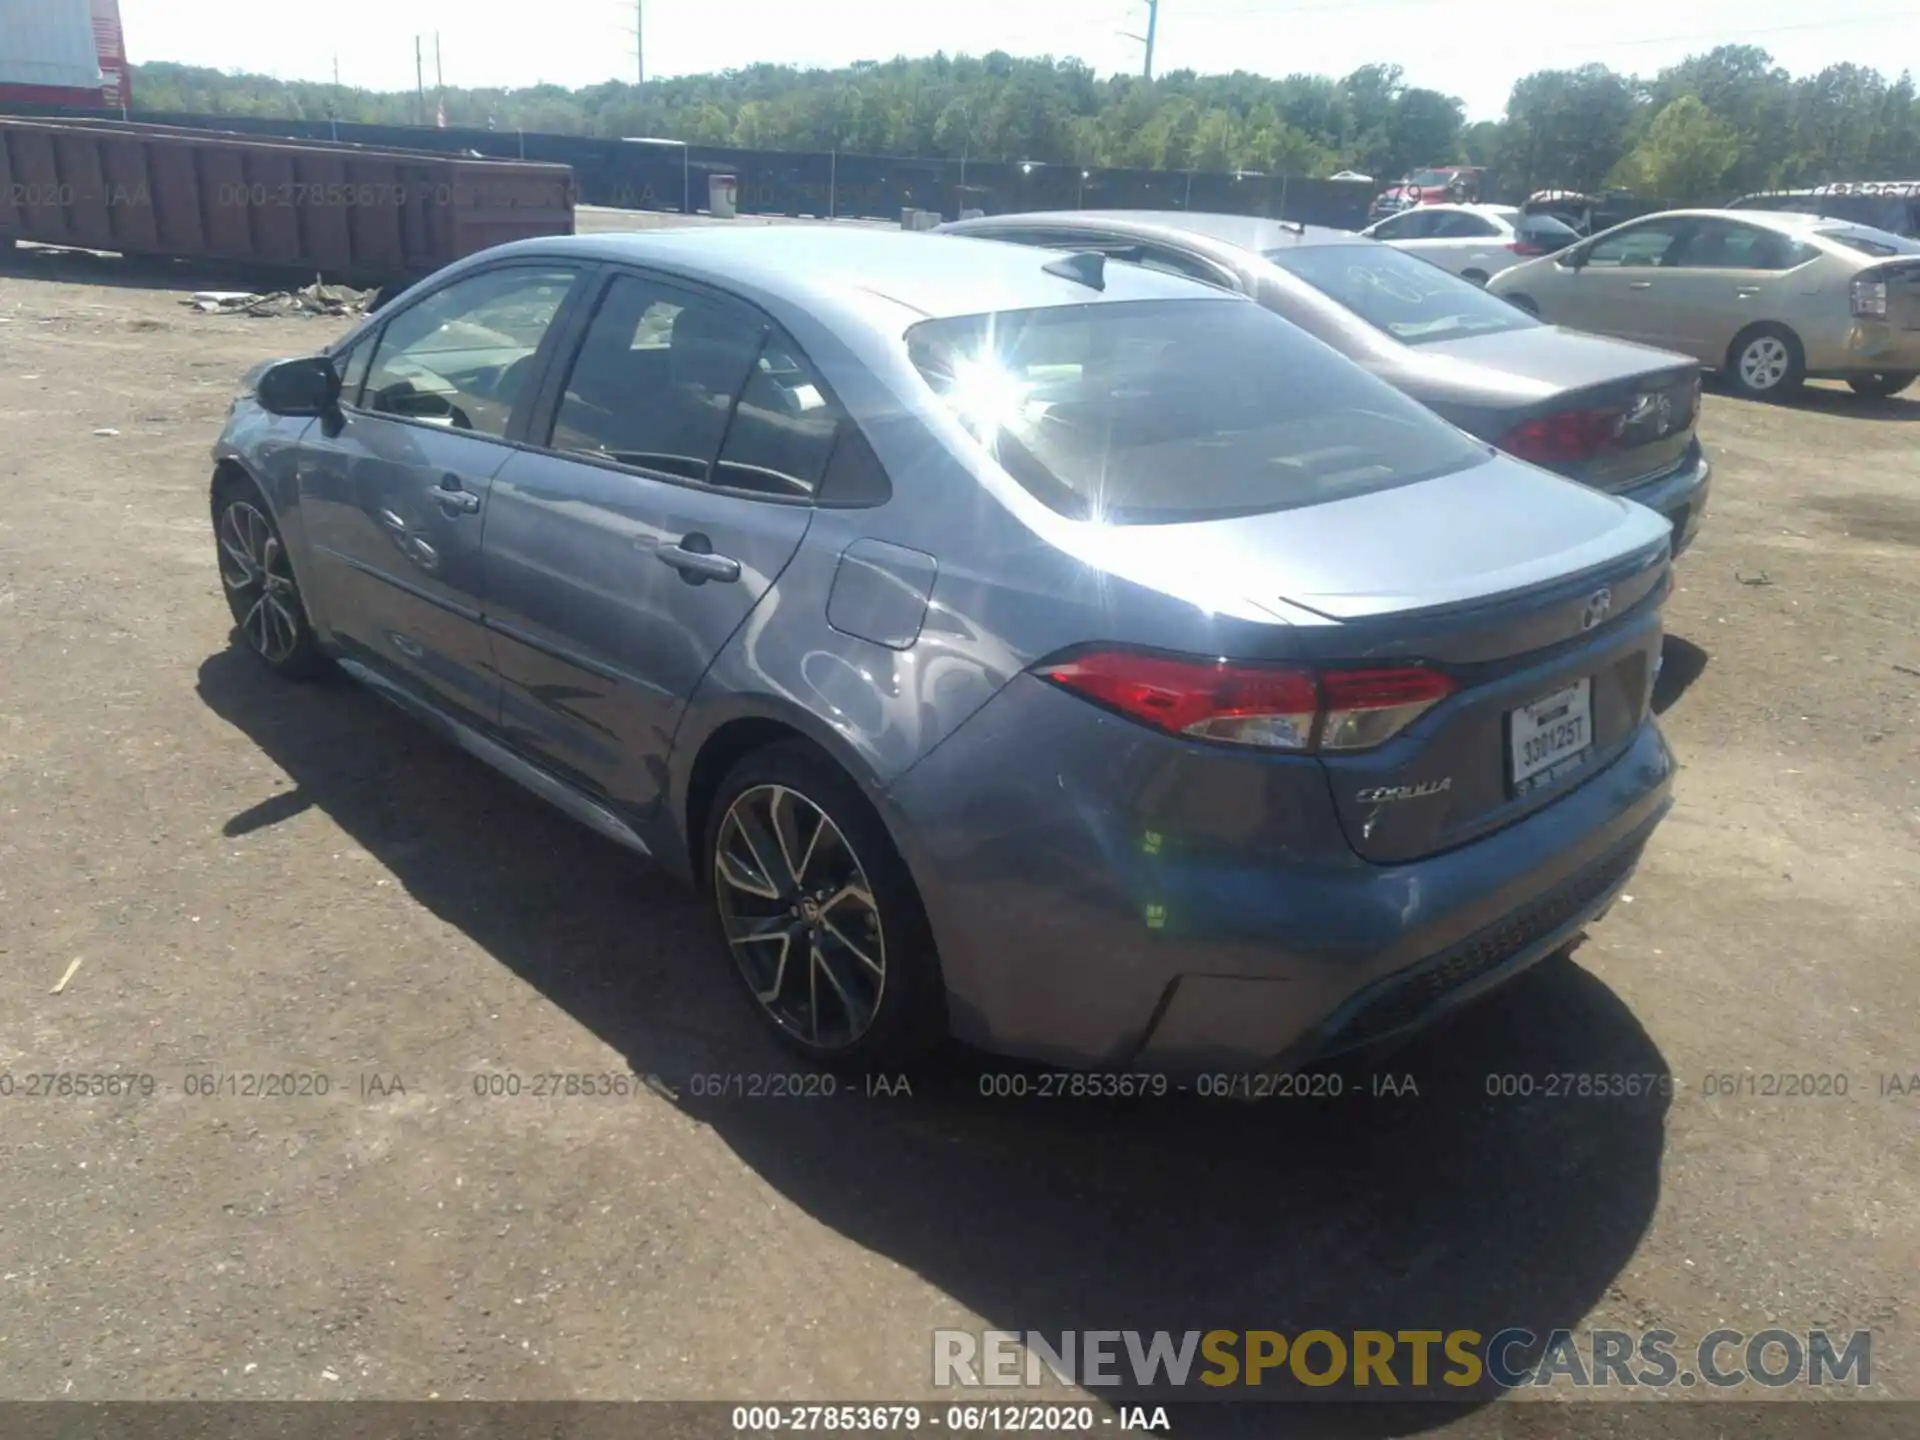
[210,227,1674,1073]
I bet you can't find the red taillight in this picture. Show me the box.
[1497,407,1621,466]
[1320,666,1460,751]
[1508,240,1547,257]
[1038,650,1456,752]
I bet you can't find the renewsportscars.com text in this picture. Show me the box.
[932,1327,1871,1392]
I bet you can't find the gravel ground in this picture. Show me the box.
[0,239,1915,1437]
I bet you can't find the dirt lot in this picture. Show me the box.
[0,238,1916,1436]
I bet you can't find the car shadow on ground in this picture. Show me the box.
[1652,636,1710,716]
[198,646,1672,1438]
[1705,377,1920,421]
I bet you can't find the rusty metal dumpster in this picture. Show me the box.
[0,116,575,283]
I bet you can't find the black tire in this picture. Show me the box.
[1461,268,1489,286]
[703,740,946,1069]
[212,474,329,679]
[1847,371,1917,399]
[1725,323,1806,401]
[1505,292,1539,316]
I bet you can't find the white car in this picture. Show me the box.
[1361,204,1582,284]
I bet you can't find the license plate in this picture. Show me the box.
[1510,678,1593,792]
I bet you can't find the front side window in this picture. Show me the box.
[1263,242,1538,347]
[907,297,1486,525]
[331,332,376,407]
[1583,222,1686,268]
[363,267,577,438]
[549,274,765,483]
[1370,210,1437,241]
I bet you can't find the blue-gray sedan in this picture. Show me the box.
[210,226,1675,1073]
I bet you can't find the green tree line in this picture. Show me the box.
[129,46,1920,203]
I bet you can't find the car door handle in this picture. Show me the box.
[1628,280,1653,290]
[656,534,741,584]
[436,474,482,514]
[1736,286,1761,296]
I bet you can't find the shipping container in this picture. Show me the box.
[0,117,576,284]
[0,0,107,107]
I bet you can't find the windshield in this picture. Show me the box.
[1262,242,1539,346]
[1407,169,1456,187]
[1816,223,1920,258]
[906,299,1485,525]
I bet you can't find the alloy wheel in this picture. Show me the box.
[217,500,303,665]
[1738,336,1791,392]
[713,783,886,1049]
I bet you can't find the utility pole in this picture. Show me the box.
[414,36,426,126]
[435,32,445,127]
[1122,0,1160,82]
[636,0,645,86]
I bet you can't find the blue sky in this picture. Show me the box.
[121,0,1917,121]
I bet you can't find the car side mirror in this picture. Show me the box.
[256,355,342,417]
[1559,248,1589,270]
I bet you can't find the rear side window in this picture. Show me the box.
[549,274,765,483]
[906,298,1485,525]
[714,331,844,499]
[1518,215,1580,245]
[1110,244,1237,291]
[1370,210,1439,240]
[1430,211,1500,238]
[1816,224,1920,258]
[1669,220,1803,271]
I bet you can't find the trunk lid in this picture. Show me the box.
[1417,328,1701,491]
[1076,455,1673,863]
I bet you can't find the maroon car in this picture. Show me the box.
[1370,166,1486,222]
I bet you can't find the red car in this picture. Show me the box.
[1370,166,1485,222]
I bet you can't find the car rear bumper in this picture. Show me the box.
[1802,320,1920,376]
[886,676,1675,1072]
[1618,442,1711,558]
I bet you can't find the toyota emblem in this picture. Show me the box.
[1580,587,1614,630]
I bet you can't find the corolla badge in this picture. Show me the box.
[1580,587,1614,631]
[1356,778,1453,804]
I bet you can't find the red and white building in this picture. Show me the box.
[0,0,132,111]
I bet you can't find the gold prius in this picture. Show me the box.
[1488,209,1920,400]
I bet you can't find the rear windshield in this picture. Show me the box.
[905,299,1485,525]
[1263,242,1538,346]
[1816,223,1920,257]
